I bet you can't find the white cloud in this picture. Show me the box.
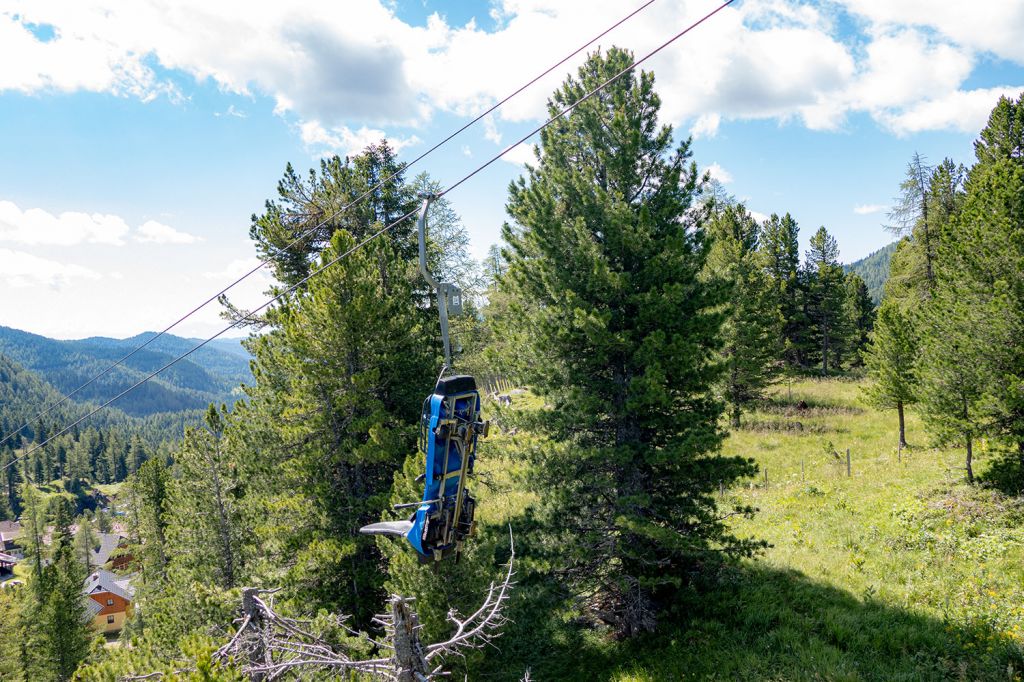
[3,0,1024,141]
[0,200,129,246]
[0,248,102,288]
[499,140,539,167]
[298,120,420,158]
[837,1,1024,63]
[706,163,733,184]
[135,220,202,244]
[214,104,247,118]
[689,113,720,139]
[878,86,1024,136]
[853,203,887,215]
[482,114,502,144]
[749,209,770,223]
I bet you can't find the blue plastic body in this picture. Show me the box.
[406,375,481,557]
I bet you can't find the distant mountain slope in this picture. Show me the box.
[844,241,897,305]
[0,326,252,418]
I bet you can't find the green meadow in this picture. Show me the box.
[475,377,1024,681]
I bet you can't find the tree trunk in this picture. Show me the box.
[731,405,740,429]
[965,435,974,484]
[897,401,907,448]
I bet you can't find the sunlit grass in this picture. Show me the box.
[473,378,1024,680]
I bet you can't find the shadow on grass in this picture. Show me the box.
[470,563,1022,681]
[980,450,1024,497]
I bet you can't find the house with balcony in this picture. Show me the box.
[83,569,135,634]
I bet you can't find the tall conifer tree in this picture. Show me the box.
[805,227,847,374]
[707,204,782,427]
[500,48,761,635]
[863,300,919,448]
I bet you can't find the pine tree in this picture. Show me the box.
[863,299,919,448]
[761,213,806,367]
[241,228,435,626]
[973,93,1024,168]
[950,156,1024,472]
[918,287,986,482]
[707,204,783,427]
[165,405,244,589]
[500,48,762,635]
[805,227,847,374]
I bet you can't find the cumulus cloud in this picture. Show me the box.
[499,140,540,167]
[706,163,733,184]
[298,120,420,158]
[853,203,887,215]
[0,248,102,288]
[135,220,202,244]
[482,114,502,144]
[877,86,1024,136]
[0,200,129,245]
[2,0,1023,140]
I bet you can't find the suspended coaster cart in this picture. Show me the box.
[360,194,489,563]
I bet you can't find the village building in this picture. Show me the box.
[0,520,22,558]
[83,569,135,634]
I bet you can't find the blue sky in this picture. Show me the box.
[0,0,1022,338]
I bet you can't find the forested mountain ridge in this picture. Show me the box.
[0,326,251,417]
[844,240,897,304]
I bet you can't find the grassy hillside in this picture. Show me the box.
[0,326,251,417]
[469,377,1024,680]
[845,241,897,305]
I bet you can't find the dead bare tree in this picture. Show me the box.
[129,535,515,682]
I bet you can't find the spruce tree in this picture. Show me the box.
[500,48,761,635]
[707,204,783,427]
[863,299,919,448]
[843,272,875,366]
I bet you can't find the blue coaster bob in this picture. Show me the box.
[359,194,488,562]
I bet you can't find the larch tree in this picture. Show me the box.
[43,501,92,682]
[886,152,937,297]
[500,48,762,636]
[707,204,783,427]
[863,299,919,448]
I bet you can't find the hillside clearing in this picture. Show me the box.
[477,377,1024,680]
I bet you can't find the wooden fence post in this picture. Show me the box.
[846,448,851,477]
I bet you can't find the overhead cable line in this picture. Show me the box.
[3,0,736,472]
[0,0,662,451]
